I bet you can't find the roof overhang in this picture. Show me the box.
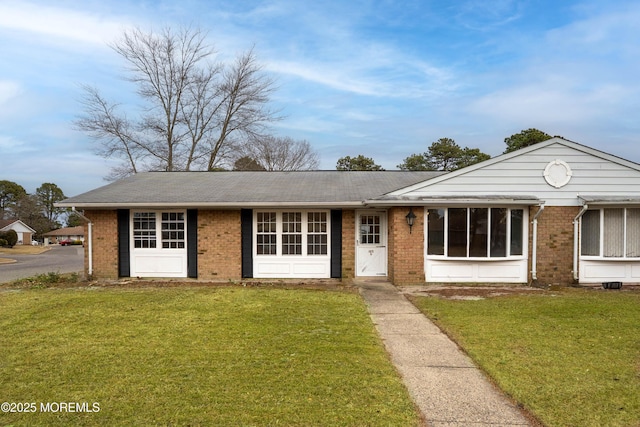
[55,201,367,210]
[364,195,541,207]
[578,195,640,206]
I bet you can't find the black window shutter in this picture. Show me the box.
[117,209,130,277]
[330,209,342,278]
[241,209,253,278]
[187,209,198,278]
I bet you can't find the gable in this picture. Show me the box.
[387,138,640,207]
[0,219,35,233]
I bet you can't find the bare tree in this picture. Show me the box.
[237,136,319,171]
[75,26,278,178]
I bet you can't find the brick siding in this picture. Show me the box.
[388,207,425,285]
[341,210,356,281]
[197,210,242,280]
[529,205,579,286]
[84,210,118,279]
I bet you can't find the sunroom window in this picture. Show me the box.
[581,208,640,258]
[427,207,524,258]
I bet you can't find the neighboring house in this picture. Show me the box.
[42,226,85,245]
[0,219,36,245]
[57,138,640,286]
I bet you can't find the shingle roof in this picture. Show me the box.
[42,226,85,237]
[58,171,445,208]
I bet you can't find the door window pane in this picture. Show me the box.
[581,210,600,256]
[490,208,507,257]
[427,209,445,255]
[448,208,467,257]
[469,208,488,257]
[603,209,624,257]
[360,215,381,245]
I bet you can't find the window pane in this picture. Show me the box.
[603,208,624,257]
[469,208,488,257]
[257,212,277,255]
[133,212,156,249]
[581,210,600,256]
[307,212,327,255]
[490,208,507,257]
[427,209,445,255]
[626,208,640,257]
[282,212,302,255]
[448,208,467,257]
[510,209,524,256]
[360,215,381,245]
[161,211,185,249]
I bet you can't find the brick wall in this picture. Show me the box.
[389,207,425,285]
[341,210,356,281]
[529,205,578,285]
[85,210,118,279]
[197,210,242,280]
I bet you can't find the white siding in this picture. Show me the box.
[395,142,640,206]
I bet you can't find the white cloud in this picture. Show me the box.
[0,80,21,106]
[0,1,129,46]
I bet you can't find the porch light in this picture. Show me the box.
[405,208,417,233]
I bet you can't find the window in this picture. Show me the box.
[257,212,277,255]
[428,207,525,258]
[162,212,185,248]
[359,215,381,244]
[133,211,186,249]
[282,212,302,255]
[307,212,328,255]
[255,211,329,256]
[133,212,156,248]
[581,208,640,258]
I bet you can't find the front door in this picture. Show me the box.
[356,211,387,276]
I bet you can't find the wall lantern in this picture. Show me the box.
[405,207,417,233]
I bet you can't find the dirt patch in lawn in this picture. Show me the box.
[399,285,548,300]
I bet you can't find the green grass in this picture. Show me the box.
[411,288,640,427]
[0,287,420,426]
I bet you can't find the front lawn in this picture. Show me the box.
[0,287,420,426]
[411,288,640,427]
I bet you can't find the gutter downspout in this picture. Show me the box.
[531,204,545,281]
[573,204,589,281]
[72,207,92,277]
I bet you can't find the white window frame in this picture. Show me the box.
[130,209,188,278]
[253,210,330,258]
[580,207,640,259]
[426,207,527,260]
[131,210,187,251]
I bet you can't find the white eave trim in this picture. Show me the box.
[55,201,366,209]
[578,195,640,206]
[365,196,540,206]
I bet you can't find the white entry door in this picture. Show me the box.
[356,211,387,276]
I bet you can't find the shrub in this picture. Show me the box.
[0,238,7,247]
[0,230,18,247]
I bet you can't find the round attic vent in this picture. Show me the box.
[544,159,573,188]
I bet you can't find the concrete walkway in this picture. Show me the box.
[357,279,533,427]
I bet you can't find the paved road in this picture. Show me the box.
[0,245,84,283]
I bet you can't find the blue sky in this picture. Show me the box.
[1,0,639,196]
